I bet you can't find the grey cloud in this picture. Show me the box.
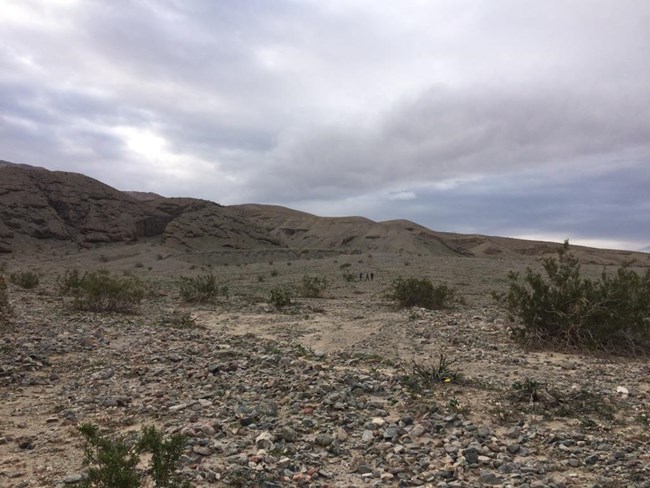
[0,0,649,249]
[246,84,650,203]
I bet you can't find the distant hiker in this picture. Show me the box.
[365,273,370,281]
[370,272,374,281]
[359,272,363,281]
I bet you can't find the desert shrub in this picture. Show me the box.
[178,273,228,303]
[159,311,197,329]
[57,268,84,295]
[64,270,145,313]
[270,286,293,309]
[509,377,613,419]
[139,426,188,487]
[9,271,39,289]
[400,352,461,392]
[76,423,188,488]
[270,269,279,277]
[300,275,327,298]
[342,272,356,282]
[0,275,11,325]
[339,262,351,269]
[387,277,457,310]
[497,241,650,354]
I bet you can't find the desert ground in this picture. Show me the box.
[1,243,649,488]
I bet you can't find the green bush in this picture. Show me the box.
[300,275,327,298]
[9,271,39,289]
[178,273,228,303]
[342,272,356,282]
[0,275,11,325]
[270,286,293,309]
[77,423,140,488]
[497,241,650,354]
[76,423,188,488]
[57,268,84,295]
[139,426,187,487]
[62,270,145,313]
[387,277,457,310]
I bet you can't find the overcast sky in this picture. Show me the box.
[1,0,649,250]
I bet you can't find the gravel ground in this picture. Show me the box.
[1,252,649,487]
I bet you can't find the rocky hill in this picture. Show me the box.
[1,162,648,266]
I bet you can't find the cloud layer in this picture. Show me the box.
[1,0,649,249]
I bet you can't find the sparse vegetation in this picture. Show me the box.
[269,286,293,309]
[400,352,461,391]
[342,272,356,282]
[60,269,145,313]
[509,377,613,419]
[159,311,198,329]
[496,241,650,355]
[387,277,458,310]
[300,274,327,298]
[178,273,228,303]
[0,274,11,325]
[75,423,188,488]
[9,270,39,289]
[56,268,84,295]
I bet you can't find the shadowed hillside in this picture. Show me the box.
[1,162,648,266]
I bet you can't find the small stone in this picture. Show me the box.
[169,403,187,412]
[410,423,426,438]
[371,417,386,427]
[315,433,333,447]
[507,443,521,454]
[463,448,480,464]
[255,431,274,450]
[91,368,114,381]
[362,430,375,443]
[62,474,85,484]
[193,445,212,456]
[356,464,373,475]
[507,426,521,439]
[478,471,503,485]
[585,454,599,465]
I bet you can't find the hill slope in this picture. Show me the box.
[0,162,648,266]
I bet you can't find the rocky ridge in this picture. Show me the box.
[2,162,649,265]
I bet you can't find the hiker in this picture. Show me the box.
[370,272,374,281]
[359,272,363,281]
[365,273,370,281]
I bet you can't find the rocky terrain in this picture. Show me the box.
[1,250,649,488]
[1,162,649,487]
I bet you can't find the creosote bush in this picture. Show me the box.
[58,269,145,313]
[387,277,457,310]
[496,241,650,355]
[178,273,228,303]
[9,270,40,289]
[300,274,327,298]
[75,423,188,488]
[269,286,293,309]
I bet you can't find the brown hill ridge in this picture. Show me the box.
[0,162,647,265]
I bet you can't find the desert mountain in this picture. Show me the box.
[0,162,647,265]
